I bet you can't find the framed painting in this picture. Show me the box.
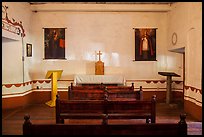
[26,43,32,57]
[44,28,65,59]
[134,28,157,61]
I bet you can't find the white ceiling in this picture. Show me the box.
[29,2,174,5]
[29,2,174,12]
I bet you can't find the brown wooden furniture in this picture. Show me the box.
[68,83,106,100]
[56,99,106,124]
[95,60,104,75]
[158,72,181,104]
[105,83,134,90]
[56,94,156,124]
[106,88,141,100]
[68,89,105,100]
[23,114,187,135]
[68,83,142,100]
[95,51,104,75]
[69,82,134,90]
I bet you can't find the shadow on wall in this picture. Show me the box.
[29,69,75,80]
[86,61,95,75]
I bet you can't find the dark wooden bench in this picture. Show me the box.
[105,83,134,90]
[23,114,187,135]
[70,82,104,90]
[68,88,140,100]
[56,99,106,124]
[56,94,156,124]
[69,82,134,90]
[68,89,105,100]
[68,83,142,100]
[68,83,105,100]
[105,96,156,123]
[104,86,141,100]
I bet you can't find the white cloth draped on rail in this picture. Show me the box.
[74,74,126,85]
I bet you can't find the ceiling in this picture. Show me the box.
[29,2,174,5]
[29,2,174,12]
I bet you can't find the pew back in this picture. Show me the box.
[68,83,141,100]
[59,100,105,113]
[23,114,187,135]
[56,95,156,124]
[69,82,134,90]
[68,89,105,100]
[56,99,105,123]
[107,100,152,113]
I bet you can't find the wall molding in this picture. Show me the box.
[2,87,183,98]
[2,4,25,37]
[2,79,183,88]
[30,3,171,12]
[184,85,202,94]
[184,95,202,105]
[2,80,52,88]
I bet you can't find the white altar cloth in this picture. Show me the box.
[74,74,125,85]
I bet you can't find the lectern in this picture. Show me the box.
[45,70,63,107]
[158,72,180,104]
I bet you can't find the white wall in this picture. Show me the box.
[168,2,202,107]
[2,2,33,94]
[30,6,181,81]
[2,3,184,94]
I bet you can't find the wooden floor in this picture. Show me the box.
[2,102,202,135]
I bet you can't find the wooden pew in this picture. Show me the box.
[70,82,104,90]
[56,99,106,124]
[104,86,141,100]
[106,95,156,123]
[69,82,134,90]
[23,114,187,135]
[68,83,142,100]
[56,94,156,124]
[106,83,134,90]
[68,83,104,100]
[68,89,105,100]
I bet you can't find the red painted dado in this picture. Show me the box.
[142,90,183,103]
[4,90,200,121]
[2,92,34,109]
[2,90,182,109]
[2,91,69,109]
[184,100,202,121]
[142,91,166,102]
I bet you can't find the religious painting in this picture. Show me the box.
[44,28,65,59]
[26,43,32,57]
[134,28,157,61]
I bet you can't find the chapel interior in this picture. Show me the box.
[2,2,202,135]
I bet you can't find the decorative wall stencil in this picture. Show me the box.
[184,85,202,94]
[26,43,32,57]
[44,28,65,59]
[134,28,157,61]
[2,5,25,37]
[2,80,51,88]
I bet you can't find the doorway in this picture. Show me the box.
[169,47,185,106]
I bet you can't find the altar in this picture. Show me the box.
[74,74,126,86]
